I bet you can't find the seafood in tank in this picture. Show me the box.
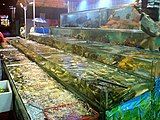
[10,39,152,110]
[2,46,98,119]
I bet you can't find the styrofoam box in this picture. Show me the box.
[0,80,12,113]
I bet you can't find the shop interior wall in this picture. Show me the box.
[15,5,67,36]
[68,0,135,12]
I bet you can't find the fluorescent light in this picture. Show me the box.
[29,2,33,5]
[20,3,23,8]
[78,0,87,11]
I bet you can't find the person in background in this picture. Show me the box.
[30,24,37,33]
[0,32,9,48]
[135,0,160,51]
[20,24,25,38]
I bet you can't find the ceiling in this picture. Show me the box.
[0,0,17,7]
[0,0,66,15]
[17,0,66,8]
[0,0,17,15]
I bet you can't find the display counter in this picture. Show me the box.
[50,27,160,49]
[60,8,113,28]
[51,27,146,45]
[8,38,156,117]
[2,36,159,119]
[26,36,160,119]
[0,45,99,120]
[58,4,160,49]
[29,35,160,80]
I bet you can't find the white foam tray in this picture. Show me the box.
[0,80,12,113]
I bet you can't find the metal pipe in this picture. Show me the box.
[33,0,36,29]
[24,6,27,40]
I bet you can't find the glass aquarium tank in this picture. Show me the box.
[28,35,160,80]
[60,4,141,30]
[60,8,113,28]
[1,45,99,120]
[10,39,154,111]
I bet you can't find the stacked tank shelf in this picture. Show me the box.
[29,35,160,80]
[1,45,99,120]
[8,39,156,119]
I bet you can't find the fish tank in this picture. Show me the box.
[73,41,160,79]
[60,8,113,28]
[60,5,141,30]
[10,39,154,112]
[1,45,99,120]
[28,35,160,80]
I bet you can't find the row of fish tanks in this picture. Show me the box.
[60,5,140,29]
[2,32,159,120]
[30,5,160,118]
[1,5,160,120]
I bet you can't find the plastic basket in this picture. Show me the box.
[44,103,99,120]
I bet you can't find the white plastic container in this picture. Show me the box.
[0,80,12,113]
